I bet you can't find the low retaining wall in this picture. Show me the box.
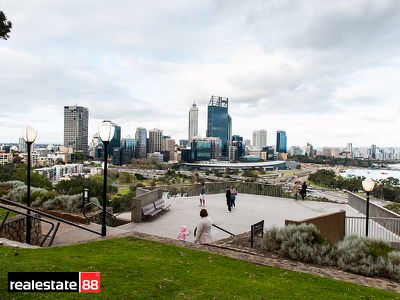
[131,189,163,222]
[285,210,346,244]
[347,192,400,219]
[0,215,42,245]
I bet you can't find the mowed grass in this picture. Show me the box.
[0,238,398,300]
[0,208,17,220]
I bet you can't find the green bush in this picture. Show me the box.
[262,224,336,266]
[262,225,400,281]
[337,235,400,279]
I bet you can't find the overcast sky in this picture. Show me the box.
[1,0,400,147]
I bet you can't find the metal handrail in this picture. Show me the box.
[0,197,102,236]
[0,211,10,231]
[82,202,116,225]
[212,224,235,236]
[0,203,59,247]
[346,216,400,221]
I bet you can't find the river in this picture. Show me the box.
[340,165,400,181]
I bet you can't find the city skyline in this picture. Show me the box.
[1,1,400,146]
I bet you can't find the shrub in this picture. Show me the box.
[42,194,83,212]
[337,235,399,279]
[262,224,336,266]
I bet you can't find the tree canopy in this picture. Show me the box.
[0,11,12,40]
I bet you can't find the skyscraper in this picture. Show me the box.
[135,127,147,158]
[188,102,198,141]
[206,95,229,158]
[108,123,121,157]
[64,105,89,156]
[252,129,267,148]
[371,144,377,159]
[149,129,163,153]
[276,130,287,153]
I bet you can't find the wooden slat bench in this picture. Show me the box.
[142,203,162,217]
[153,199,171,211]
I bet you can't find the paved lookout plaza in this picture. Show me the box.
[117,193,364,242]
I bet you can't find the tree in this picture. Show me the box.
[0,11,12,40]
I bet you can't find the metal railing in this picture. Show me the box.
[0,197,102,246]
[82,202,116,225]
[0,203,59,247]
[346,216,400,242]
[212,224,235,236]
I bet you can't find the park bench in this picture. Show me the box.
[153,198,171,211]
[142,202,162,217]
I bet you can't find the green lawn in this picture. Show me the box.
[0,208,17,220]
[0,238,397,299]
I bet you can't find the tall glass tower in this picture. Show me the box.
[135,127,147,158]
[276,130,287,153]
[206,96,229,158]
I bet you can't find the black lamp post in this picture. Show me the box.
[362,178,375,237]
[98,121,115,237]
[22,126,38,245]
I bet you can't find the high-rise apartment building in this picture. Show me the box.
[64,105,89,156]
[206,95,229,158]
[188,103,198,141]
[135,127,147,158]
[276,130,287,153]
[149,129,163,153]
[253,129,267,148]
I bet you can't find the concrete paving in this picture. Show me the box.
[117,193,364,242]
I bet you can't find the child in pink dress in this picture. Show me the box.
[177,225,191,241]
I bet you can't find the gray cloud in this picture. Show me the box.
[0,0,399,146]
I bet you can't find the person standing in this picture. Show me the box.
[300,181,308,200]
[194,209,212,244]
[199,182,206,207]
[226,186,232,212]
[293,181,300,200]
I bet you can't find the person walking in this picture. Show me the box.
[293,181,300,200]
[300,181,308,200]
[199,182,206,207]
[194,209,212,244]
[226,186,232,212]
[230,186,237,208]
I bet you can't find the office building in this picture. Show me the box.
[304,143,314,157]
[289,146,303,156]
[149,129,163,153]
[276,130,287,153]
[121,136,136,151]
[206,95,229,158]
[163,138,176,161]
[135,127,147,158]
[179,139,189,148]
[232,135,245,159]
[228,145,238,161]
[371,144,377,159]
[188,102,198,141]
[64,105,89,156]
[108,123,121,157]
[253,129,267,148]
